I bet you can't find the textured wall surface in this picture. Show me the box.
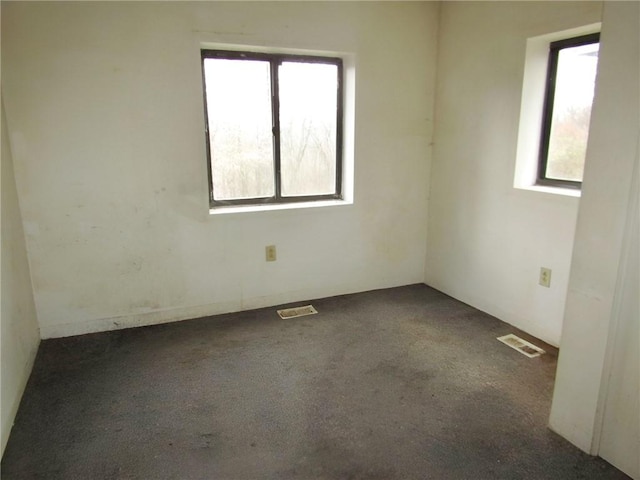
[426,1,602,345]
[2,2,438,338]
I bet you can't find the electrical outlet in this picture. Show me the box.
[266,245,277,262]
[539,267,551,288]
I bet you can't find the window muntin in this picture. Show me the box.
[201,50,343,207]
[538,33,599,188]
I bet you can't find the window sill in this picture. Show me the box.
[209,198,353,215]
[515,184,581,198]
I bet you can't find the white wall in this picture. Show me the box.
[1,2,438,338]
[1,100,41,455]
[549,3,639,477]
[599,169,639,478]
[2,1,637,472]
[425,1,602,346]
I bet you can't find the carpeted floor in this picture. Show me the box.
[1,284,630,479]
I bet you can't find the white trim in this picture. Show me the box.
[210,198,353,215]
[591,133,640,455]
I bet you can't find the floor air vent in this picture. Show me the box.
[497,334,545,358]
[277,305,318,319]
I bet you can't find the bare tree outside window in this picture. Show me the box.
[204,59,274,200]
[279,62,337,197]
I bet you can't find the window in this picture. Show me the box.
[537,33,600,188]
[201,50,343,208]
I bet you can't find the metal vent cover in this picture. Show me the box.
[277,305,318,319]
[497,334,545,358]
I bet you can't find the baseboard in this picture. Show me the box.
[39,279,412,339]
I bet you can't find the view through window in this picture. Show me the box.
[201,50,343,207]
[538,33,599,187]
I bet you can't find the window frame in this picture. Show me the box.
[201,49,344,208]
[537,32,600,190]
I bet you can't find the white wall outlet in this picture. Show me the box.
[539,267,551,287]
[266,245,276,262]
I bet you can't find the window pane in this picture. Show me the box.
[203,58,274,200]
[546,42,599,182]
[279,62,338,197]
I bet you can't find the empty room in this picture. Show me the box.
[1,1,638,479]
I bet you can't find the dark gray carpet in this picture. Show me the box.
[1,284,629,479]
